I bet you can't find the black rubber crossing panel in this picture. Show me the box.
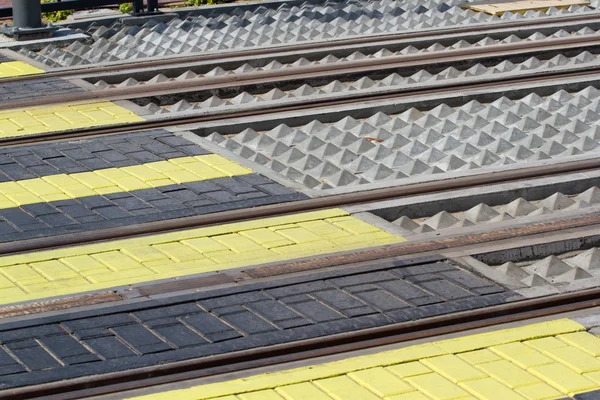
[0,130,307,243]
[0,256,519,389]
[575,390,600,399]
[0,130,209,180]
[0,78,84,102]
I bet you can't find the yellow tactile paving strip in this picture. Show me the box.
[0,209,403,305]
[0,101,143,137]
[0,61,44,78]
[130,319,600,400]
[466,0,588,15]
[0,155,252,209]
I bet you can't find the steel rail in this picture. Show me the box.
[4,285,600,399]
[3,11,600,84]
[4,32,600,111]
[3,63,600,148]
[2,156,599,256]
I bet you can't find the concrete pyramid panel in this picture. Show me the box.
[525,255,572,278]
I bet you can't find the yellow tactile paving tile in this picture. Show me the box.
[0,155,251,209]
[0,61,44,78]
[0,101,143,137]
[466,0,588,16]
[128,319,600,400]
[0,209,403,305]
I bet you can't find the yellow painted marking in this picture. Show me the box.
[557,332,600,356]
[0,101,143,138]
[0,61,44,78]
[0,209,403,305]
[0,155,252,209]
[466,0,588,15]
[127,319,597,400]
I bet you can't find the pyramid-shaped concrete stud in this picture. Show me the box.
[501,198,538,217]
[564,248,600,270]
[463,203,500,222]
[488,212,514,222]
[325,169,359,187]
[362,164,396,181]
[525,255,573,278]
[347,155,377,173]
[552,267,593,283]
[538,192,575,211]
[576,187,600,204]
[496,261,530,279]
[422,211,459,230]
[521,274,550,287]
[393,216,420,231]
[413,223,435,233]
[263,141,291,158]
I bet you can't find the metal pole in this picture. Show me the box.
[11,0,43,29]
[132,0,144,14]
[147,0,159,13]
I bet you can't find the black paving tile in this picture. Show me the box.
[0,131,308,243]
[0,130,198,179]
[575,390,600,399]
[0,78,84,103]
[0,256,519,389]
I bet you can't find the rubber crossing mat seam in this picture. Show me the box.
[0,209,404,305]
[0,101,143,137]
[0,155,252,209]
[129,319,600,400]
[0,61,44,78]
[0,256,513,390]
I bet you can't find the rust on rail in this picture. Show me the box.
[0,157,597,256]
[5,286,600,400]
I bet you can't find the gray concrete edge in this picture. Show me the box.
[342,169,600,217]
[0,30,90,51]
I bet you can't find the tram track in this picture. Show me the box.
[2,155,599,256]
[4,279,600,400]
[4,10,600,85]
[3,62,600,148]
[2,4,600,400]
[5,30,600,111]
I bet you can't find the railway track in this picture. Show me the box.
[3,10,600,85]
[4,59,600,147]
[3,2,600,399]
[4,278,600,400]
[4,28,600,111]
[1,156,599,255]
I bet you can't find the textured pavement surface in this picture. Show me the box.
[101,37,600,101]
[132,319,600,400]
[0,208,403,305]
[387,186,600,235]
[206,86,600,191]
[0,130,306,243]
[92,26,599,89]
[18,0,595,68]
[0,101,143,138]
[0,77,83,102]
[0,60,43,78]
[3,0,600,398]
[483,248,600,291]
[132,49,600,115]
[0,256,512,389]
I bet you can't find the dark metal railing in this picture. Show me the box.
[0,0,161,19]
